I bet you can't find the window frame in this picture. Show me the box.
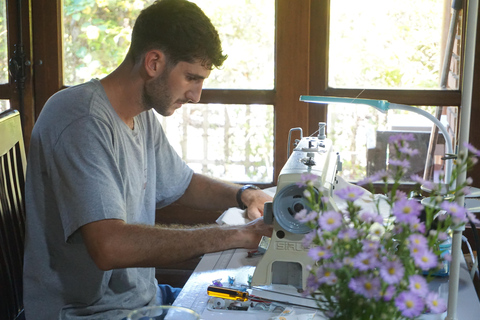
[1,0,34,146]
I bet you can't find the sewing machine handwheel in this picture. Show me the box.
[273,184,318,234]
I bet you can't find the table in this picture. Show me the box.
[173,248,480,319]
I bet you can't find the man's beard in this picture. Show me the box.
[141,70,174,116]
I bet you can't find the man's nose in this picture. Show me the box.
[186,83,203,103]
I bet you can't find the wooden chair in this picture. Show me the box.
[0,109,27,320]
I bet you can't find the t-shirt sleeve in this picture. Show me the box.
[50,116,125,242]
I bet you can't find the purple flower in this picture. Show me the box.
[408,234,428,249]
[412,248,438,270]
[410,174,436,191]
[464,142,480,157]
[362,239,380,252]
[348,275,381,299]
[389,159,411,170]
[409,243,423,256]
[440,201,467,220]
[308,246,333,262]
[467,211,480,224]
[394,291,424,318]
[294,209,318,223]
[437,232,449,242]
[319,210,343,231]
[296,173,319,187]
[408,275,429,296]
[393,198,423,223]
[317,268,338,285]
[382,285,396,302]
[379,259,405,284]
[389,133,415,145]
[357,170,391,186]
[393,190,407,202]
[409,217,426,233]
[399,146,420,156]
[342,256,354,267]
[425,291,447,314]
[334,186,365,202]
[338,227,358,241]
[304,273,321,295]
[353,251,378,271]
[302,230,316,248]
[461,186,472,196]
[359,211,383,224]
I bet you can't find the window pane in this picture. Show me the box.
[0,0,8,84]
[0,99,10,113]
[62,0,146,85]
[157,104,274,183]
[190,0,275,89]
[63,0,275,89]
[329,0,450,89]
[327,104,456,183]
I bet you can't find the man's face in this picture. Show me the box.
[142,60,211,116]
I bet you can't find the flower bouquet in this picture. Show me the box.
[296,133,479,319]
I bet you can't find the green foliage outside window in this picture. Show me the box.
[0,0,8,85]
[63,0,145,85]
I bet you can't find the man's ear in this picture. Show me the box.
[143,50,167,78]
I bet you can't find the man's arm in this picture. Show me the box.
[80,217,272,271]
[176,173,272,220]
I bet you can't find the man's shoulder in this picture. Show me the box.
[33,79,115,140]
[47,79,102,106]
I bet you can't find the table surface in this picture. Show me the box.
[173,248,480,320]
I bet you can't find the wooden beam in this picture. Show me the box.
[275,0,312,183]
[199,89,275,105]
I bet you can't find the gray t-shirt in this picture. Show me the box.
[23,79,193,320]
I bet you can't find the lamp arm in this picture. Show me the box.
[389,103,453,186]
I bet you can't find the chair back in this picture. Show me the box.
[0,109,26,320]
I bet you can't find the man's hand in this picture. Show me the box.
[241,189,273,220]
[236,217,273,249]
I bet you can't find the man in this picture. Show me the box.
[23,1,273,319]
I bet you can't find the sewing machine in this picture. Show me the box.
[251,123,342,290]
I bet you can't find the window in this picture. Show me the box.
[160,104,273,183]
[0,100,9,113]
[192,0,275,90]
[315,0,461,183]
[329,0,449,89]
[62,0,275,183]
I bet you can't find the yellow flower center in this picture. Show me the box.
[325,271,331,277]
[432,300,438,307]
[388,267,395,275]
[415,283,421,289]
[327,218,335,225]
[406,300,414,308]
[402,207,412,214]
[318,251,325,257]
[422,256,429,263]
[364,282,372,290]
